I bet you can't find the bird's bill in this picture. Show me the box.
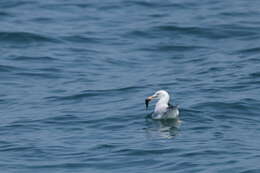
[145,96,155,110]
[146,96,155,101]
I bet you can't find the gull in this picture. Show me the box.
[145,90,179,120]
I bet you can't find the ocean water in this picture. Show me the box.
[1,0,260,172]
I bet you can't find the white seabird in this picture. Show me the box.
[145,90,179,120]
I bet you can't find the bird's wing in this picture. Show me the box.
[168,103,179,110]
[163,103,179,119]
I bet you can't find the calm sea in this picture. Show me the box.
[1,0,260,172]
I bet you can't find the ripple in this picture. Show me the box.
[192,101,249,111]
[0,64,23,72]
[15,72,61,79]
[116,147,180,156]
[0,11,11,17]
[153,25,258,39]
[0,31,60,44]
[249,71,260,78]
[45,86,145,101]
[11,56,57,62]
[240,168,260,173]
[0,1,36,8]
[62,35,102,44]
[140,45,207,52]
[39,114,90,128]
[0,144,34,152]
[124,1,188,8]
[237,47,260,54]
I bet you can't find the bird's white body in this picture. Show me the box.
[148,90,179,120]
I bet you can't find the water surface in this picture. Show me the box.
[1,0,260,172]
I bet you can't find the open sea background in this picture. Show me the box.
[1,0,260,172]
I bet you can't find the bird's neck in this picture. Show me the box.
[154,97,169,113]
[157,98,168,106]
[158,95,170,105]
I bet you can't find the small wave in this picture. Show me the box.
[0,145,32,152]
[0,64,23,72]
[124,1,189,8]
[25,162,91,169]
[0,11,11,17]
[156,25,200,33]
[115,148,179,156]
[153,25,258,39]
[1,1,35,8]
[192,101,249,111]
[191,101,260,123]
[62,35,101,44]
[91,144,118,150]
[128,1,157,7]
[0,31,60,44]
[40,114,123,131]
[123,30,156,39]
[15,72,61,79]
[140,45,206,52]
[240,168,260,173]
[38,67,62,73]
[42,114,83,126]
[46,86,146,101]
[249,72,260,78]
[237,47,260,54]
[45,92,100,102]
[0,119,42,134]
[11,56,57,62]
[155,25,221,39]
[179,149,226,157]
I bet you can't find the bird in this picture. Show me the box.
[145,90,179,120]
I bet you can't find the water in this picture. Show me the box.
[1,0,260,172]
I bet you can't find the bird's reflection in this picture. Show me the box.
[145,114,181,139]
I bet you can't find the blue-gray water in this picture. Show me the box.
[1,0,260,172]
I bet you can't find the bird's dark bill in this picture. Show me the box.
[145,99,150,110]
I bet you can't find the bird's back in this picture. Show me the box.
[152,104,179,120]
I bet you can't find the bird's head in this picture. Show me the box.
[145,90,170,109]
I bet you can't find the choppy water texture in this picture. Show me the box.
[1,0,260,172]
